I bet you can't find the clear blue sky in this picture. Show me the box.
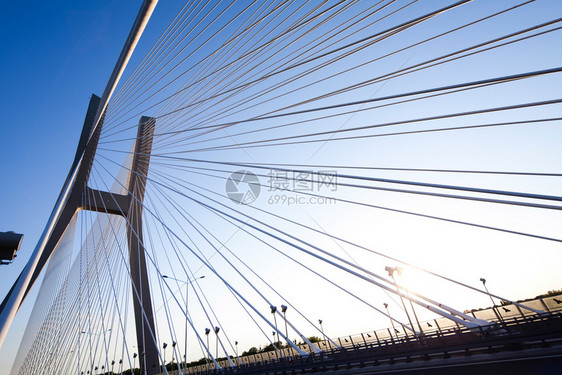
[0,0,138,258]
[0,0,139,289]
[0,1,141,372]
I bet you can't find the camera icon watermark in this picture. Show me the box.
[225,170,261,205]
[225,169,337,206]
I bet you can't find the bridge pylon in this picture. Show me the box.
[0,95,160,374]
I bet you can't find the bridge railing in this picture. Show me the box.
[176,296,561,374]
[181,311,562,374]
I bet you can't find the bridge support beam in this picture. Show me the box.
[81,116,159,374]
[0,96,160,374]
[125,116,159,374]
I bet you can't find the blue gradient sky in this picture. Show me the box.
[1,1,561,373]
[0,1,141,372]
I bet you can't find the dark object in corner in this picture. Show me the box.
[0,231,23,264]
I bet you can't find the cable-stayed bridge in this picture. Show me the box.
[1,1,561,374]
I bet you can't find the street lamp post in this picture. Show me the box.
[163,342,168,369]
[205,328,211,356]
[270,305,279,335]
[270,305,281,356]
[480,278,504,323]
[281,305,289,354]
[133,352,137,371]
[214,326,220,360]
[394,267,423,335]
[383,303,398,339]
[272,331,279,359]
[281,305,289,337]
[318,319,326,343]
[204,328,211,369]
[81,328,111,336]
[162,274,205,375]
[385,266,417,336]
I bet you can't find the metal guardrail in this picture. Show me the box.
[154,297,561,374]
[179,306,562,375]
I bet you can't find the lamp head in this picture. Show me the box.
[385,266,395,277]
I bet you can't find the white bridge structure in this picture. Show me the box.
[0,1,561,374]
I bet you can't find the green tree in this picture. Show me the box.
[242,347,258,356]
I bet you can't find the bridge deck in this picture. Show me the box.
[176,313,562,375]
